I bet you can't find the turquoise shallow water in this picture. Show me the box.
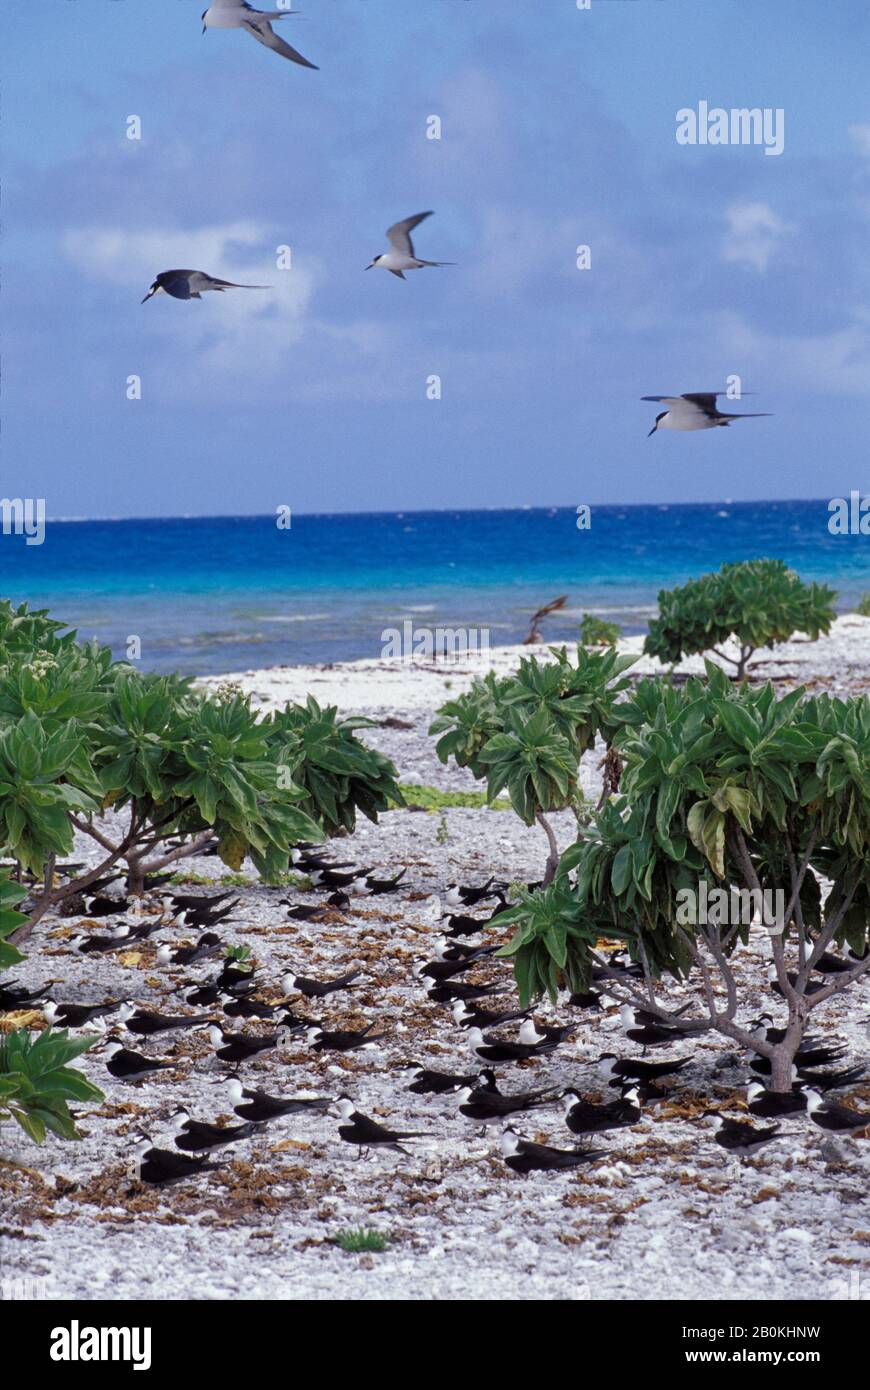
[1,500,866,673]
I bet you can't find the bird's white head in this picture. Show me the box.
[518,1019,543,1045]
[336,1096,355,1119]
[500,1128,520,1157]
[365,255,385,271]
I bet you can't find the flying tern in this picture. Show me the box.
[365,212,454,279]
[141,270,270,303]
[642,392,771,436]
[202,1,318,69]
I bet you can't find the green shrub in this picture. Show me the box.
[643,559,836,679]
[0,867,104,1145]
[496,663,870,1090]
[0,602,404,930]
[0,1028,103,1143]
[856,593,870,618]
[430,647,634,881]
[264,696,405,834]
[578,613,620,647]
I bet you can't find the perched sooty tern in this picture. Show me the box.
[402,1064,481,1095]
[455,1079,560,1132]
[306,1023,387,1052]
[42,1000,120,1029]
[208,1023,284,1062]
[518,1018,574,1046]
[171,1107,257,1152]
[130,1136,223,1186]
[466,1026,558,1064]
[119,1004,213,1036]
[335,1097,427,1157]
[201,1,318,68]
[562,1086,641,1135]
[598,1052,691,1084]
[141,270,270,304]
[281,969,360,999]
[451,999,529,1031]
[445,878,498,908]
[745,1082,807,1119]
[798,1064,865,1091]
[499,1128,606,1174]
[427,979,502,1004]
[752,1043,848,1075]
[103,1041,172,1083]
[224,1077,330,1122]
[707,1114,780,1155]
[643,393,771,436]
[366,212,454,279]
[805,1089,869,1133]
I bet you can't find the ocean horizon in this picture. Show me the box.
[2,499,867,674]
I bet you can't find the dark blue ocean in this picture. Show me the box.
[1,501,867,674]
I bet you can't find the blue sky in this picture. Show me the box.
[3,0,870,517]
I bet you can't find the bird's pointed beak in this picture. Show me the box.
[364,263,374,271]
[141,289,154,304]
[647,424,657,437]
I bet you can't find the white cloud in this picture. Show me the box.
[716,311,870,396]
[720,201,794,273]
[848,123,870,156]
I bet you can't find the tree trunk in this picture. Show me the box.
[537,813,560,887]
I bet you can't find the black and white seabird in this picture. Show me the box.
[365,212,454,279]
[444,914,487,938]
[69,928,130,954]
[751,1043,848,1075]
[598,1052,691,1084]
[281,969,361,999]
[517,1018,575,1047]
[618,1004,690,1050]
[562,1086,641,1135]
[308,866,374,891]
[156,934,222,967]
[284,905,331,922]
[221,992,276,1020]
[767,964,826,998]
[306,1024,387,1053]
[171,1107,257,1152]
[427,980,502,1004]
[130,1136,223,1186]
[708,1114,780,1155]
[0,979,50,1009]
[451,1000,529,1031]
[119,1005,214,1037]
[794,1064,865,1092]
[224,1078,330,1122]
[466,1026,558,1064]
[335,1097,427,1157]
[42,1000,120,1029]
[455,1079,560,1131]
[142,272,269,305]
[499,1128,606,1174]
[103,1042,172,1083]
[402,1064,482,1096]
[444,878,497,908]
[365,869,407,895]
[202,1,319,69]
[208,1023,283,1063]
[745,1082,807,1119]
[643,393,771,436]
[805,1089,869,1133]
